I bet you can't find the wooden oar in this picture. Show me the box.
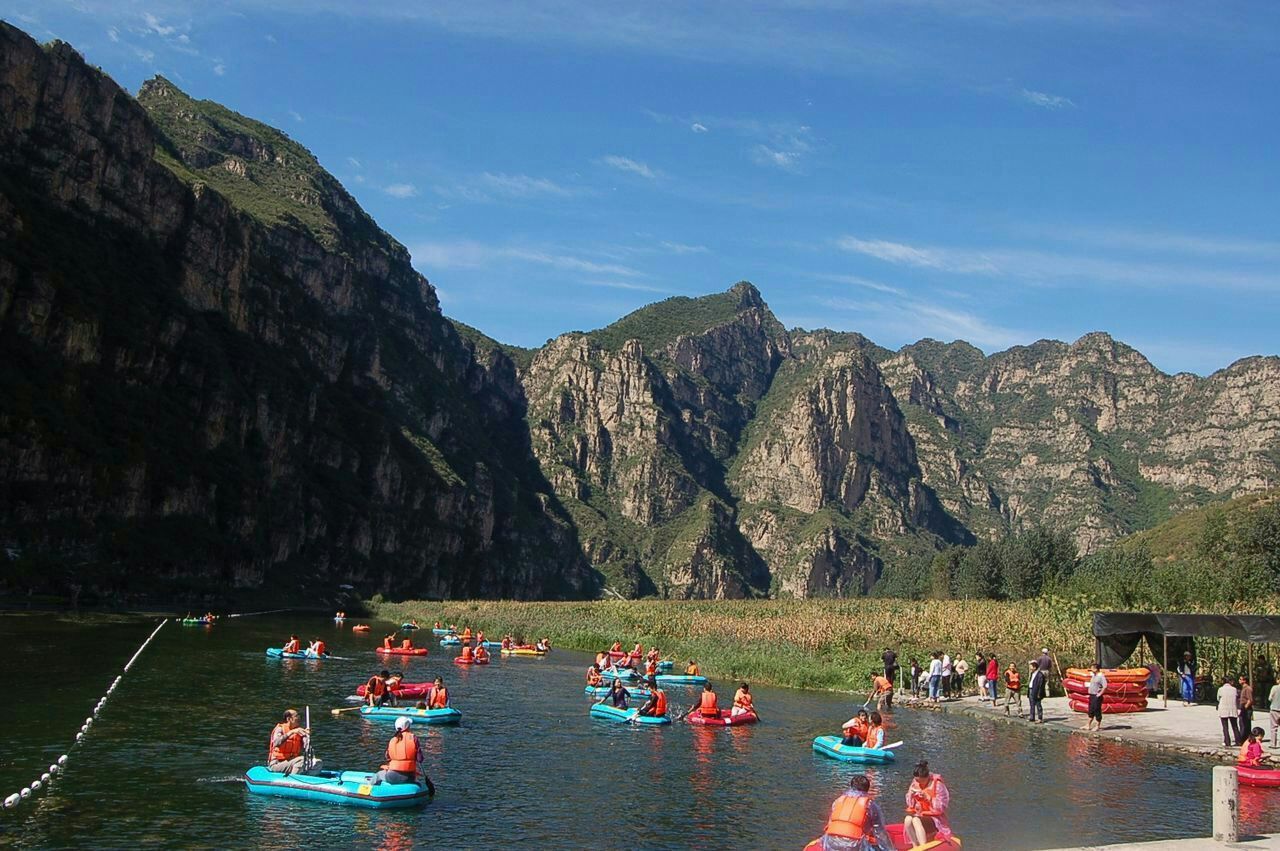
[331,705,364,716]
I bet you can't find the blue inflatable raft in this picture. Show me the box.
[431,628,453,636]
[590,703,671,725]
[243,766,430,808]
[657,660,673,672]
[265,648,328,659]
[811,736,896,763]
[585,685,653,699]
[655,674,707,686]
[601,667,640,680]
[439,636,462,646]
[401,623,419,630]
[359,705,462,725]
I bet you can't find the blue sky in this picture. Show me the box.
[5,2,1279,374]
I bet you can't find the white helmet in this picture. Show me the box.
[395,716,412,731]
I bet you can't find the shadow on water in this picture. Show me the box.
[1,612,1276,848]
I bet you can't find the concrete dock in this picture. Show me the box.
[900,691,1278,762]
[1046,836,1279,850]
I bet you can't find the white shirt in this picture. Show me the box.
[928,658,942,676]
[941,655,952,676]
[1218,684,1239,717]
[1088,672,1108,696]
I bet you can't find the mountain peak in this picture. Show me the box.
[729,281,764,309]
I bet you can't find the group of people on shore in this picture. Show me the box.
[1217,671,1280,751]
[898,647,1055,720]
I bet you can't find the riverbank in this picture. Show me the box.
[368,596,1099,691]
[900,690,1280,764]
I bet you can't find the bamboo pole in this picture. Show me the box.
[1163,633,1169,708]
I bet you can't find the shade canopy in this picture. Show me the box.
[1091,611,1280,668]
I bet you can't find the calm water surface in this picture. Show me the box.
[1,612,1275,849]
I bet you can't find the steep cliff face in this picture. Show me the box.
[880,334,1280,552]
[0,25,593,603]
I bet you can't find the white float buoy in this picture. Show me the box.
[30,780,41,791]
[49,765,58,775]
[20,787,31,798]
[58,755,67,765]
[75,732,83,742]
[4,793,18,808]
[85,717,93,725]
[41,773,50,783]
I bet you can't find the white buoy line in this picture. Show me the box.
[3,618,167,812]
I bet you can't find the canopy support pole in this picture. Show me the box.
[1163,633,1169,708]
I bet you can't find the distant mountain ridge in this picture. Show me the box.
[2,23,1278,602]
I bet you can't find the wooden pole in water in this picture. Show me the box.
[1212,765,1239,843]
[1163,633,1169,709]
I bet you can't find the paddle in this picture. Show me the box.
[331,705,364,716]
[882,740,904,749]
[304,706,314,774]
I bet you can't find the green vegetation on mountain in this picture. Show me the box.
[588,281,782,354]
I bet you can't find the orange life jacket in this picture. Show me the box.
[646,661,657,676]
[383,637,393,649]
[825,794,871,840]
[312,641,327,656]
[907,776,945,817]
[844,718,869,740]
[654,690,668,715]
[686,664,700,676]
[434,622,442,629]
[475,648,489,661]
[734,689,753,709]
[461,646,473,660]
[284,640,300,653]
[429,687,448,709]
[385,732,419,776]
[477,632,485,642]
[461,629,472,639]
[1006,670,1021,690]
[400,639,413,650]
[587,670,603,686]
[700,691,719,716]
[610,642,622,652]
[873,676,891,693]
[864,724,882,748]
[386,676,402,691]
[268,723,303,762]
[368,675,387,697]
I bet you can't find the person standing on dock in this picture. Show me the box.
[1238,675,1255,745]
[927,652,942,703]
[940,652,953,699]
[1028,661,1047,724]
[882,648,898,694]
[985,655,1000,702]
[1178,651,1197,705]
[1002,662,1023,717]
[1269,679,1280,748]
[953,655,968,697]
[975,652,988,701]
[1218,675,1241,748]
[1084,664,1107,732]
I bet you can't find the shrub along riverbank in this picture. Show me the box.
[368,597,1109,691]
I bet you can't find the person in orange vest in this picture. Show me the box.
[474,645,490,663]
[283,635,301,654]
[382,633,395,650]
[819,773,891,850]
[698,682,720,718]
[732,682,755,718]
[309,637,327,657]
[459,643,474,662]
[841,709,871,746]
[610,641,623,654]
[400,635,415,650]
[267,708,319,775]
[863,712,885,749]
[586,664,604,687]
[428,676,449,709]
[645,657,658,678]
[686,660,701,676]
[385,671,404,705]
[365,670,391,707]
[460,627,472,641]
[434,621,442,630]
[374,716,434,794]
[647,647,660,665]
[476,630,485,644]
[1003,662,1024,717]
[638,675,668,718]
[867,671,893,713]
[903,761,951,848]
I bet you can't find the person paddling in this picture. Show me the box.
[586,664,604,687]
[283,635,302,654]
[903,761,951,847]
[638,676,668,718]
[819,773,892,851]
[365,670,391,707]
[732,683,755,718]
[267,708,318,775]
[698,682,720,718]
[428,676,449,709]
[374,716,434,795]
[309,637,328,658]
[382,633,396,651]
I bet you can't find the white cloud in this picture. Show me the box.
[837,236,997,274]
[142,12,177,37]
[601,155,659,180]
[820,295,1025,351]
[691,122,708,133]
[383,183,418,198]
[659,241,708,255]
[1020,88,1075,109]
[584,280,673,293]
[212,61,225,76]
[478,172,572,197]
[132,47,156,64]
[751,145,802,171]
[814,272,905,296]
[106,26,119,42]
[411,240,643,278]
[347,157,362,169]
[288,110,304,122]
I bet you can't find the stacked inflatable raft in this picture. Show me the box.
[1064,667,1149,713]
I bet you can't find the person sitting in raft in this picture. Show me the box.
[903,761,951,848]
[309,637,328,657]
[429,676,450,709]
[1239,727,1269,767]
[267,708,318,775]
[283,635,302,654]
[587,664,604,687]
[502,636,513,650]
[732,683,755,718]
[374,716,435,795]
[698,682,720,718]
[434,621,442,630]
[610,641,623,654]
[400,635,415,650]
[476,630,485,644]
[382,633,396,650]
[686,660,702,676]
[603,678,631,709]
[863,712,886,749]
[867,671,893,712]
[474,645,490,663]
[841,710,871,746]
[595,650,610,670]
[632,642,644,658]
[638,676,668,718]
[385,672,404,706]
[536,638,550,652]
[645,657,658,678]
[647,647,661,665]
[819,773,892,851]
[460,627,473,642]
[365,670,391,707]
[459,643,474,663]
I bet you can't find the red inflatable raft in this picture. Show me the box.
[1238,766,1280,788]
[1064,679,1147,698]
[687,709,758,726]
[352,625,371,632]
[375,647,428,656]
[453,656,490,665]
[1068,697,1147,714]
[804,823,961,850]
[356,682,433,698]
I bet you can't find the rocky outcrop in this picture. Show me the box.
[0,24,593,603]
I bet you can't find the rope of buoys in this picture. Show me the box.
[225,608,293,619]
[2,619,166,812]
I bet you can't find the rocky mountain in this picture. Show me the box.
[2,24,1278,603]
[0,24,593,603]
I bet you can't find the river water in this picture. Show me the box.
[1,612,1275,849]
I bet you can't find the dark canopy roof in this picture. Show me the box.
[1093,612,1280,643]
